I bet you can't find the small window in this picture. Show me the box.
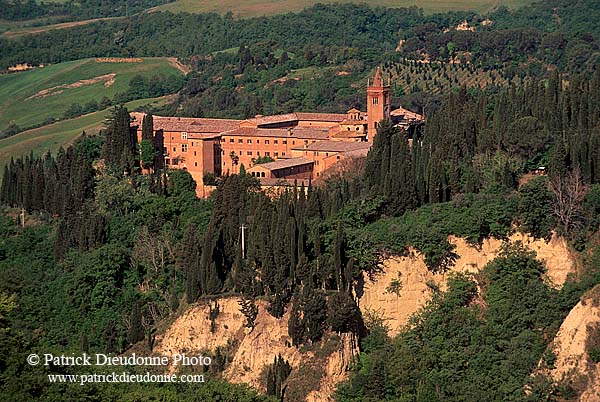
[182,144,188,152]
[347,127,351,131]
[292,141,295,145]
[282,152,285,156]
[181,132,187,140]
[274,140,278,144]
[165,158,170,165]
[372,97,379,105]
[337,155,340,160]
[230,138,234,143]
[265,152,270,156]
[314,152,318,156]
[194,162,198,166]
[194,151,197,156]
[325,152,328,157]
[261,172,265,178]
[265,140,270,144]
[247,151,252,156]
[238,139,243,143]
[257,140,260,144]
[274,152,278,157]
[247,139,252,144]
[173,147,176,152]
[257,151,260,156]
[356,127,360,131]
[283,140,287,144]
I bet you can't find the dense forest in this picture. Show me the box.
[1,0,600,401]
[2,62,600,399]
[1,0,599,72]
[0,0,173,21]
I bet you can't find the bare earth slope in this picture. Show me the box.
[156,233,574,400]
[546,285,600,401]
[358,233,574,336]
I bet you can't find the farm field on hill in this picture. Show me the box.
[0,96,171,177]
[0,16,122,38]
[154,0,534,17]
[0,57,183,133]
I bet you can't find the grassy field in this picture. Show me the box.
[1,17,122,38]
[154,0,535,17]
[0,57,182,132]
[0,96,171,174]
[0,0,533,38]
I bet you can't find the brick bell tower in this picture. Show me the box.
[367,67,391,139]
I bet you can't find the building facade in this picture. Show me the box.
[131,69,423,197]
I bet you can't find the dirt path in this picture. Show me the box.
[2,17,123,39]
[25,73,116,100]
[167,57,192,75]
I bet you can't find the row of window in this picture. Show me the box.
[225,138,291,145]
[228,150,285,157]
[166,145,197,153]
[165,158,199,168]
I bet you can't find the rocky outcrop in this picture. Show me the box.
[156,298,244,357]
[223,303,302,389]
[156,233,574,400]
[358,233,574,336]
[305,333,359,402]
[546,285,600,401]
[156,297,355,401]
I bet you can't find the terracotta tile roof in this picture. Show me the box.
[342,148,371,158]
[156,117,242,133]
[291,140,372,153]
[243,113,297,127]
[340,118,366,125]
[223,127,330,140]
[391,107,425,122]
[294,112,346,122]
[332,130,367,139]
[243,112,346,127]
[130,113,242,133]
[249,157,313,171]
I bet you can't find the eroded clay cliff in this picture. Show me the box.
[358,233,574,336]
[156,233,575,400]
[544,285,600,401]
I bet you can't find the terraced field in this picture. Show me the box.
[0,57,183,132]
[0,96,172,175]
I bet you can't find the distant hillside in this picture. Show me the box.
[0,95,171,179]
[153,0,534,17]
[0,57,184,136]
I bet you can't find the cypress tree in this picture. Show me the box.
[141,113,154,141]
